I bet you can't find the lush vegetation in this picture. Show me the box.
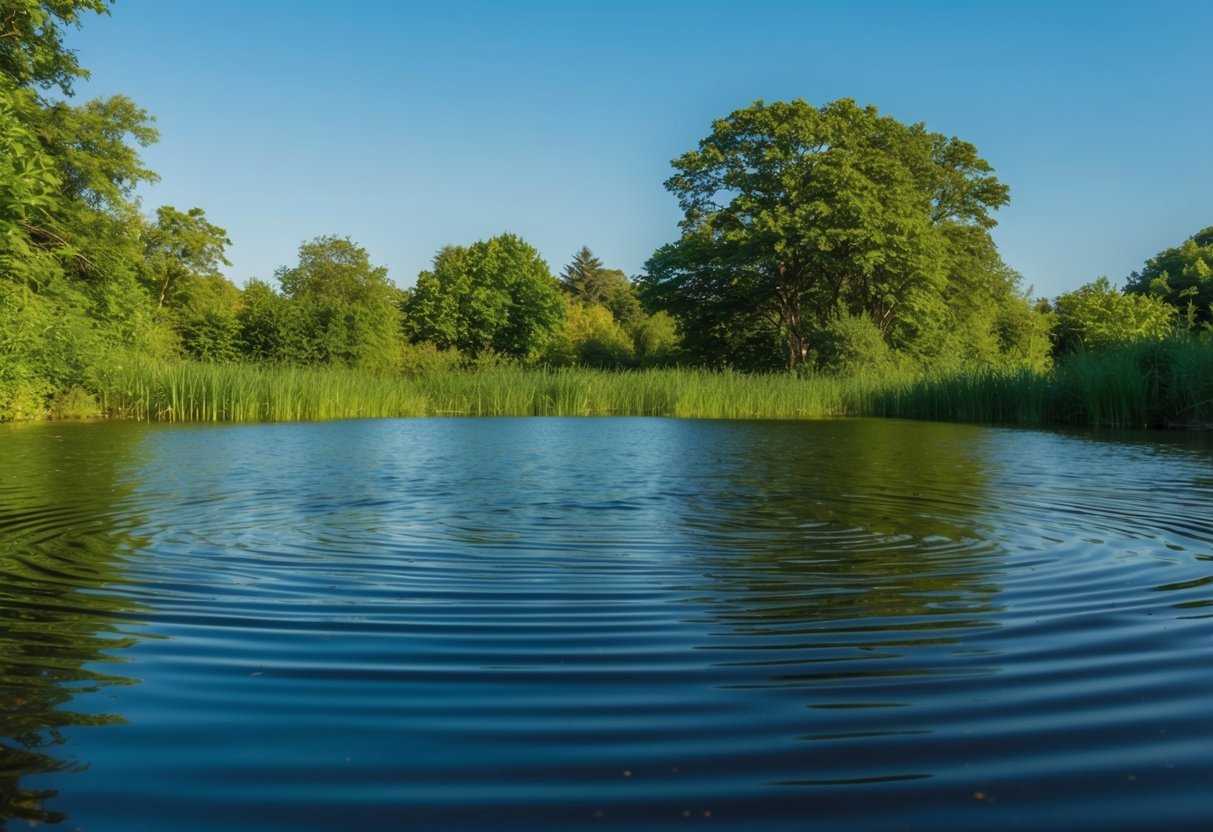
[2,2,1210,428]
[93,335,1212,429]
[639,98,1050,374]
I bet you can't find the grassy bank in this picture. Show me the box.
[82,337,1213,429]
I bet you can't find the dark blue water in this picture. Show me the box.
[2,418,1212,830]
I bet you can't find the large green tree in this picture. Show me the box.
[406,233,564,360]
[641,98,1011,371]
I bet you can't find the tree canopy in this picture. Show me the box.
[1124,226,1213,329]
[0,1,109,94]
[273,236,404,369]
[406,233,564,360]
[560,245,608,303]
[640,98,1023,371]
[1053,276,1174,351]
[141,205,231,308]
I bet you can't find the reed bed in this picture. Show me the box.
[94,337,1213,428]
[97,361,429,422]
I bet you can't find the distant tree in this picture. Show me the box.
[640,98,1010,372]
[1124,227,1213,330]
[140,205,231,308]
[276,235,391,306]
[1053,277,1174,351]
[274,236,403,369]
[543,297,634,367]
[237,278,297,362]
[560,246,607,302]
[561,247,648,320]
[407,233,564,359]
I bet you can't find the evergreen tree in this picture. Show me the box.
[560,245,609,303]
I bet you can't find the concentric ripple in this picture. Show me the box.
[2,418,1212,831]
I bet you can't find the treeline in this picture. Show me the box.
[2,3,1211,423]
[150,232,680,373]
[0,3,681,421]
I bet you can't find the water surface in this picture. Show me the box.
[2,418,1212,830]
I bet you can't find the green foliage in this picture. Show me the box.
[642,98,1012,372]
[236,278,295,362]
[179,308,241,362]
[1124,226,1213,329]
[602,271,645,331]
[556,245,674,360]
[135,205,243,361]
[277,235,392,306]
[0,1,110,94]
[543,298,635,367]
[1,71,166,418]
[632,310,680,364]
[0,274,110,419]
[27,92,158,288]
[0,80,59,270]
[274,236,404,370]
[0,373,51,420]
[1053,276,1174,352]
[406,233,565,360]
[399,341,464,376]
[892,224,1052,371]
[560,245,608,302]
[36,94,158,216]
[85,336,1213,429]
[141,205,231,308]
[813,310,896,376]
[47,384,99,418]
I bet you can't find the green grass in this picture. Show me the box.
[88,337,1213,428]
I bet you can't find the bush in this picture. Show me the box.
[49,386,100,419]
[1053,277,1174,352]
[814,311,895,376]
[399,341,464,376]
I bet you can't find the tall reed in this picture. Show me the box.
[93,337,1213,428]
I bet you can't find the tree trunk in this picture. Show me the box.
[776,279,805,373]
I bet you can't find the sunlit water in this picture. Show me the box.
[2,417,1212,831]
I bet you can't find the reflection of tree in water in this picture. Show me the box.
[0,424,147,826]
[675,419,1007,682]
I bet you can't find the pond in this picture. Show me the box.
[2,417,1212,831]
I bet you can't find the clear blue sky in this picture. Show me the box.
[65,0,1211,300]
